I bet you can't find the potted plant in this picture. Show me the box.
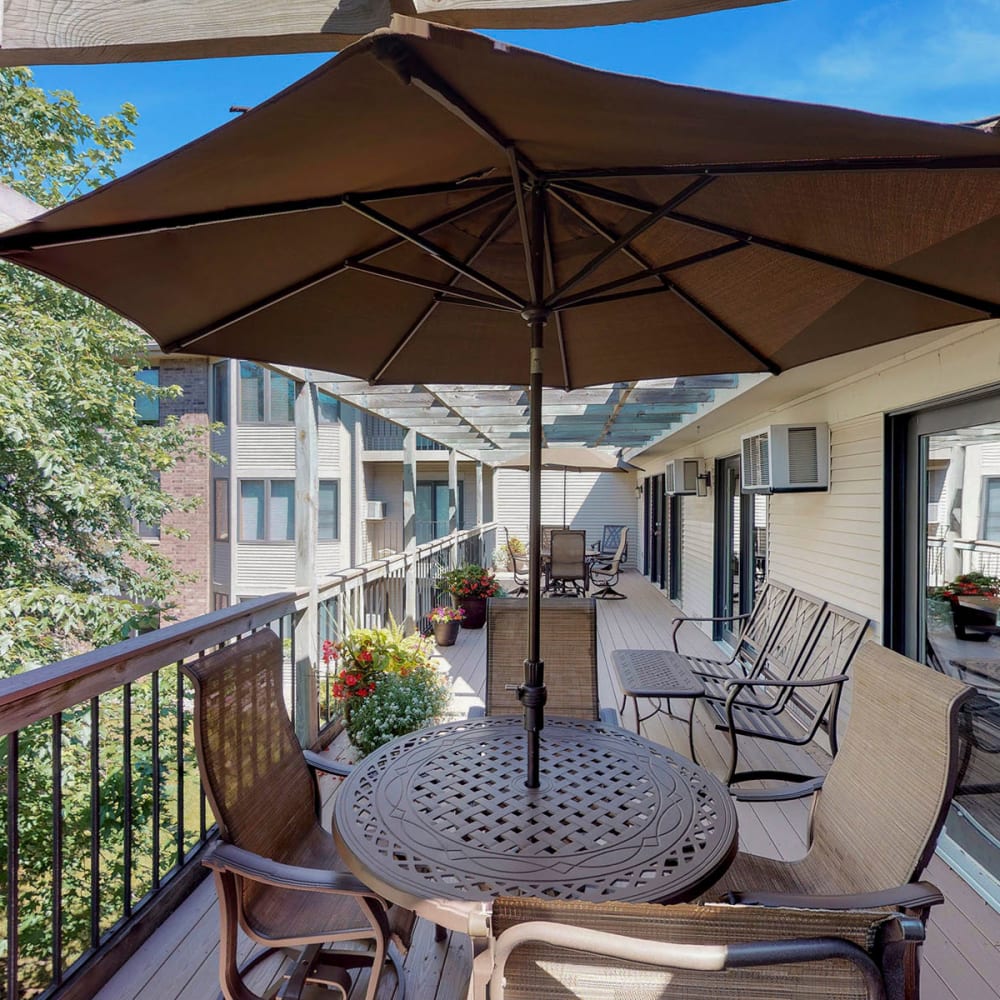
[428,605,465,646]
[928,572,1000,641]
[436,563,504,629]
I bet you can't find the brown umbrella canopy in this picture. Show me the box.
[2,19,998,390]
[3,20,999,785]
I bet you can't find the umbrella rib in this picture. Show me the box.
[556,179,1000,317]
[344,197,526,309]
[542,192,571,392]
[543,153,1000,182]
[551,243,746,310]
[345,262,518,311]
[548,176,716,305]
[166,186,514,353]
[370,200,519,383]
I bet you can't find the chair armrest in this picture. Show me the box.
[727,881,944,913]
[489,921,887,999]
[468,705,486,718]
[206,842,377,897]
[599,706,620,726]
[303,749,352,778]
[724,673,848,713]
[672,612,749,651]
[731,776,825,802]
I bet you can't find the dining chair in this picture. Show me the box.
[701,641,974,998]
[184,629,411,1000]
[472,896,922,1000]
[479,597,616,722]
[589,526,628,600]
[503,526,529,597]
[547,528,588,596]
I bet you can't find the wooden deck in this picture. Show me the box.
[94,571,1000,1000]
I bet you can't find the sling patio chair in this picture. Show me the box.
[589,526,628,600]
[671,579,794,679]
[546,528,589,597]
[471,896,923,1000]
[700,642,974,997]
[596,523,628,562]
[474,597,617,723]
[695,599,870,787]
[503,526,530,597]
[184,629,412,1000]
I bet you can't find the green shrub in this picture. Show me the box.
[345,665,450,757]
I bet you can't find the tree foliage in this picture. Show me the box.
[0,67,207,673]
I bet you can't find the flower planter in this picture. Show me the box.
[433,619,462,646]
[458,597,488,629]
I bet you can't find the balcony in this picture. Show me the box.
[3,541,998,1000]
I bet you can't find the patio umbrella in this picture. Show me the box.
[2,20,999,786]
[496,446,637,526]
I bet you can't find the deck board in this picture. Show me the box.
[93,570,1000,1000]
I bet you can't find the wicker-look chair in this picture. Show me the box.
[671,579,794,678]
[702,642,974,997]
[589,526,628,600]
[547,529,588,597]
[184,630,410,1000]
[471,896,922,1000]
[479,597,615,722]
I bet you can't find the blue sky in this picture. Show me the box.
[28,0,1000,175]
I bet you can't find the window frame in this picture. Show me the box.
[318,479,340,541]
[238,478,296,543]
[237,362,296,425]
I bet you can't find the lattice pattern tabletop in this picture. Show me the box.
[333,716,737,932]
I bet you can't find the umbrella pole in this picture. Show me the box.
[522,315,546,788]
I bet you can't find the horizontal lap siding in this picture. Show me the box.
[680,495,714,619]
[767,415,883,634]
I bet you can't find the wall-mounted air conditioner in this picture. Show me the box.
[664,458,700,495]
[365,500,387,519]
[740,424,829,493]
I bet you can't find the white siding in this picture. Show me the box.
[234,425,297,471]
[494,468,639,566]
[680,495,713,616]
[236,544,296,593]
[767,415,884,632]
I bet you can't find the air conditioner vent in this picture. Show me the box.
[740,424,829,493]
[664,458,699,495]
[365,500,387,519]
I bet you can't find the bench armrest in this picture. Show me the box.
[672,612,750,651]
[724,673,848,713]
[727,881,944,914]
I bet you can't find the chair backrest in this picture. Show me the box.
[600,526,628,573]
[600,524,625,552]
[749,589,827,698]
[486,896,911,1000]
[504,527,528,578]
[183,629,316,860]
[734,579,794,668]
[549,529,586,582]
[540,524,566,552]
[809,642,974,892]
[486,598,599,718]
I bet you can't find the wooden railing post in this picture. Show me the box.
[449,447,459,568]
[403,428,417,630]
[294,379,319,745]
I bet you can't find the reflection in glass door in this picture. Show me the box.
[714,455,768,646]
[904,401,1000,901]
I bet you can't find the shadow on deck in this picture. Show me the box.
[94,571,1000,1000]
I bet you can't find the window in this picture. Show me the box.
[239,363,295,424]
[239,479,295,541]
[135,367,159,425]
[318,391,339,424]
[212,361,229,423]
[416,480,464,544]
[213,593,230,611]
[983,477,1000,541]
[214,479,230,541]
[319,480,340,540]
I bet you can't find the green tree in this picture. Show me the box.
[0,67,208,674]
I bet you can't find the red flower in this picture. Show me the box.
[358,649,373,663]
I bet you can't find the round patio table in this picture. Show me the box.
[333,716,738,935]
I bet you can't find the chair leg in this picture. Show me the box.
[591,582,626,600]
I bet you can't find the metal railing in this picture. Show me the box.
[927,537,1000,585]
[360,413,441,452]
[0,523,495,1000]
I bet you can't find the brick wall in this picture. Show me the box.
[158,358,212,622]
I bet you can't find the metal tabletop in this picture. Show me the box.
[333,716,738,935]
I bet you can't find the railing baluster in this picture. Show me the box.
[53,714,63,983]
[123,683,132,918]
[151,671,161,892]
[89,697,100,950]
[175,664,185,869]
[6,730,20,1000]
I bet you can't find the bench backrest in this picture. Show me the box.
[734,579,794,670]
[751,590,828,696]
